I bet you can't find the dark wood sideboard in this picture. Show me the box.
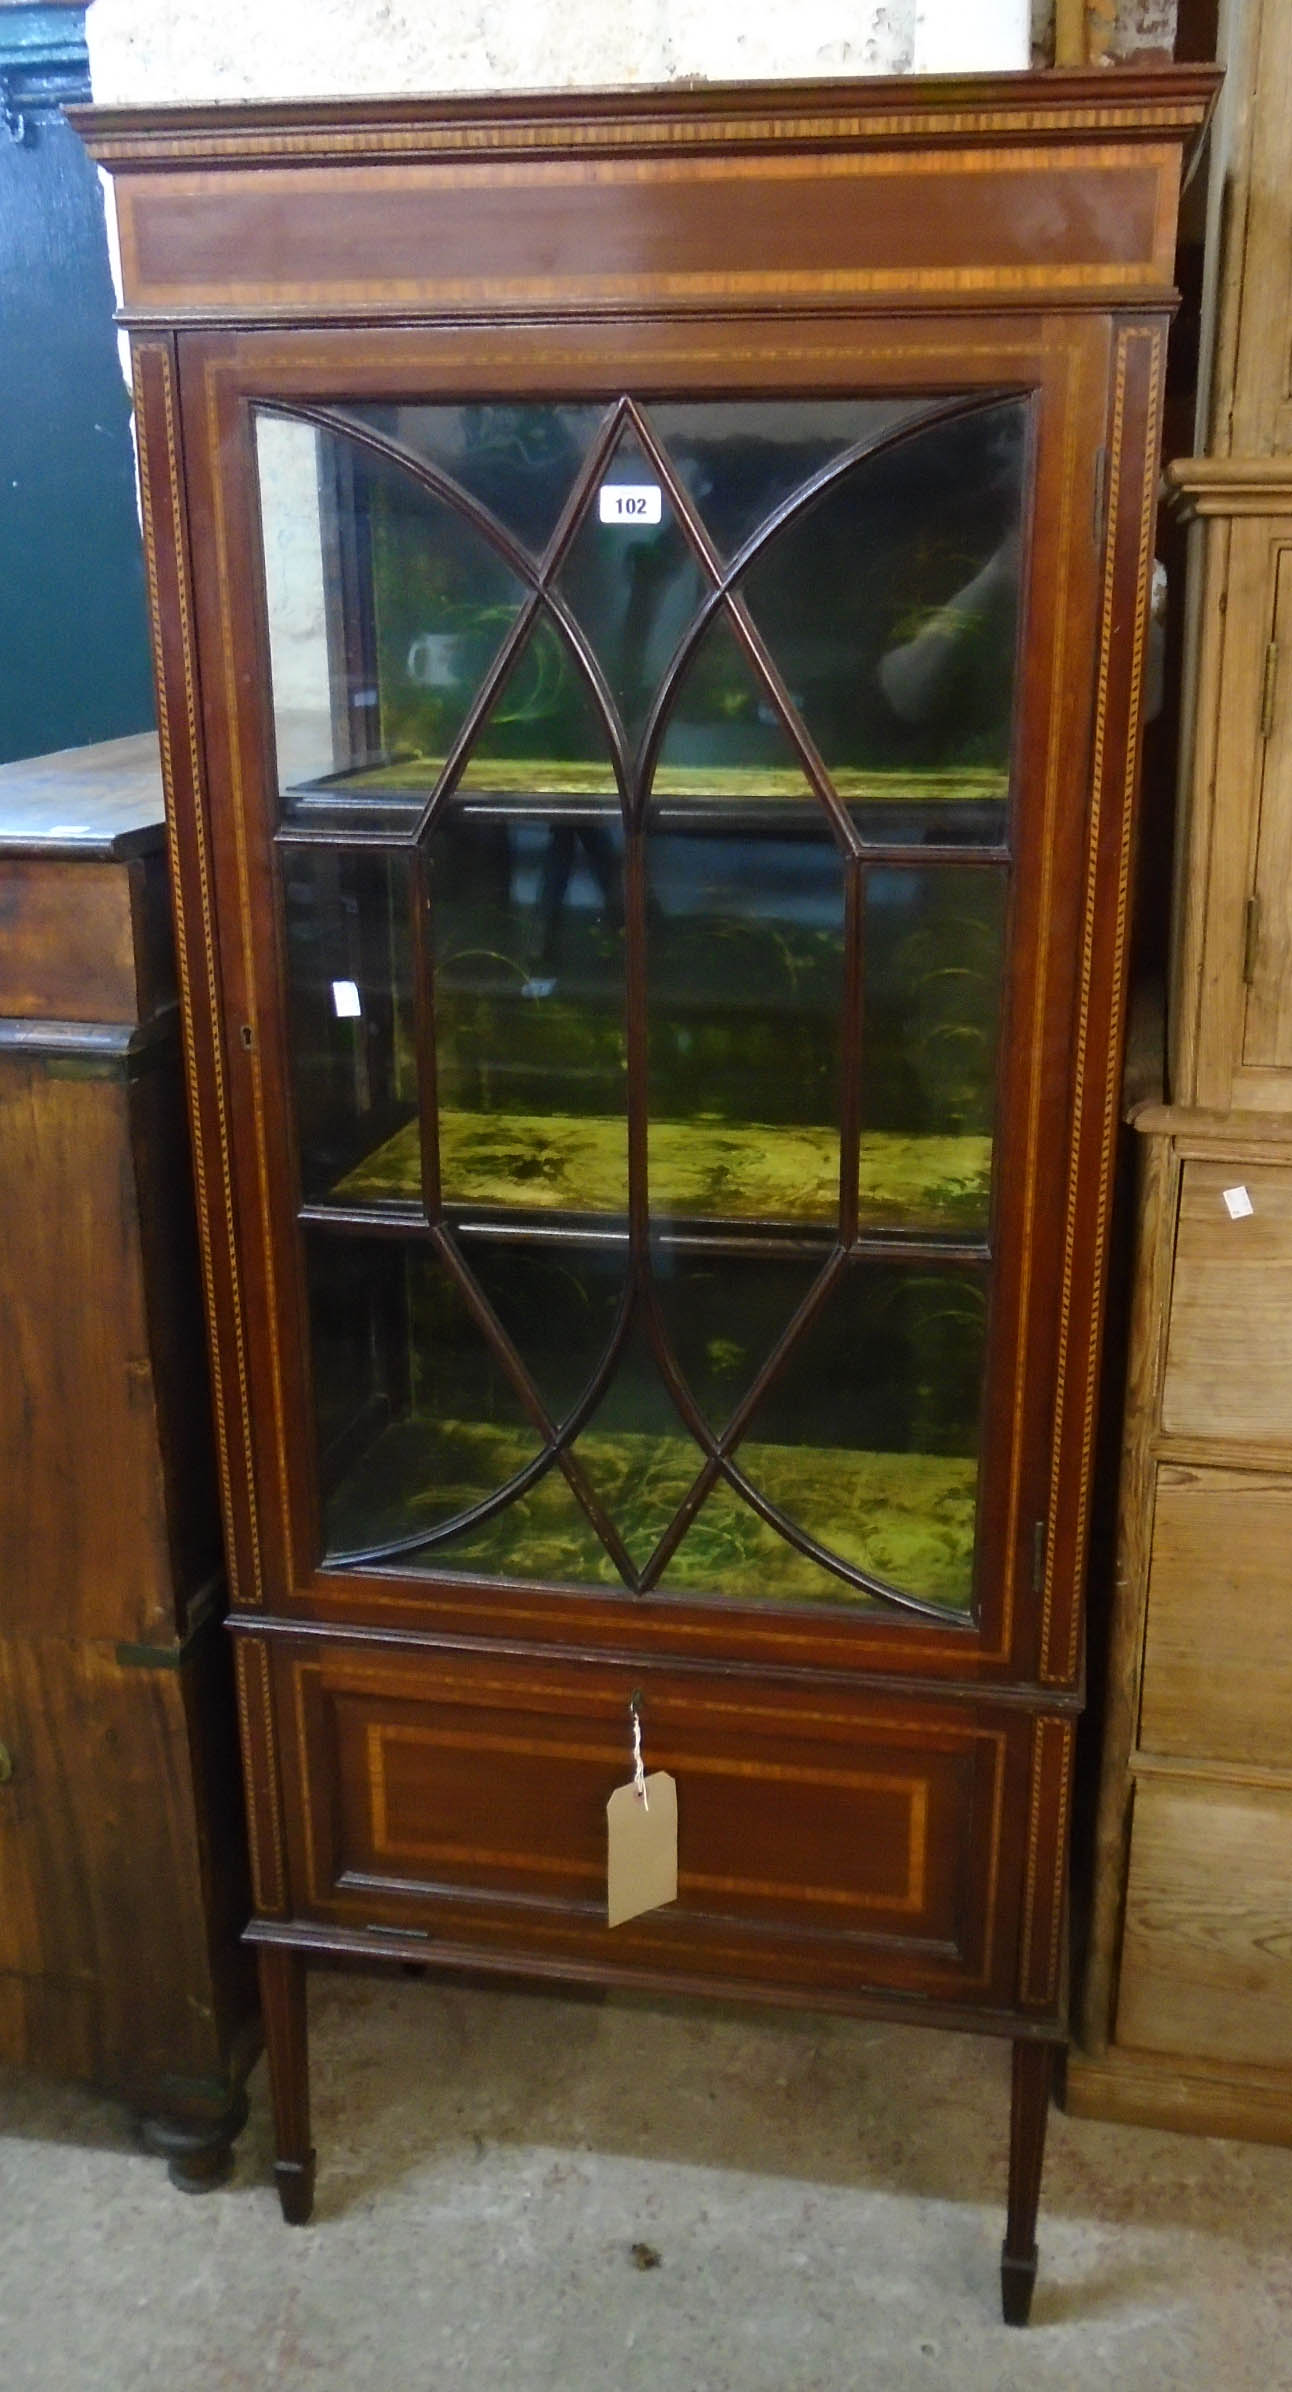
[0,734,256,2183]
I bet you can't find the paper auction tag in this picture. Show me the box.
[607,1773,678,1928]
[1223,1184,1254,1220]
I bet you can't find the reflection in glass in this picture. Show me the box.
[858,867,1007,1234]
[339,401,607,559]
[733,1260,987,1607]
[568,1316,697,1575]
[647,822,844,1227]
[737,399,1025,825]
[255,411,528,812]
[652,1251,829,1434]
[649,397,934,565]
[455,613,617,797]
[431,804,629,1215]
[458,1239,626,1429]
[648,608,822,808]
[310,1235,544,1562]
[556,424,712,753]
[285,849,417,1205]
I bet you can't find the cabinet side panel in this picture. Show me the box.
[1077,1129,1178,2053]
[0,1635,238,2092]
[132,334,265,1610]
[1040,317,1167,1686]
[0,1057,174,1642]
[1241,547,1292,1077]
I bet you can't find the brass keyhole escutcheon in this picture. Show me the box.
[0,1741,12,1785]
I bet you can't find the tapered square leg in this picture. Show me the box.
[1001,2038,1055,2325]
[258,1944,316,2224]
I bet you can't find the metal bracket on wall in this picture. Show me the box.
[0,7,91,145]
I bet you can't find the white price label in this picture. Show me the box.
[598,483,662,526]
[332,979,362,1019]
[1223,1184,1254,1220]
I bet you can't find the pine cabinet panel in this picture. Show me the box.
[1117,1775,1292,2071]
[1075,1117,1292,2138]
[1140,1465,1292,1767]
[1161,1160,1292,1444]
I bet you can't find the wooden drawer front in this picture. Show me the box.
[1118,1775,1292,2070]
[0,853,172,1024]
[1141,1465,1292,1768]
[0,857,138,1021]
[1161,1161,1292,1445]
[278,1643,1034,2010]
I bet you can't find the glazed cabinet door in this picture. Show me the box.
[172,315,1113,1685]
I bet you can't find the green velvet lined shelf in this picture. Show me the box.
[290,758,1010,810]
[323,1415,978,1610]
[331,1111,993,1231]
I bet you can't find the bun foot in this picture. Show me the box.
[138,2086,250,2194]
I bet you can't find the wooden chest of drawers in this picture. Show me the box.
[0,735,257,2182]
[1072,1091,1292,2141]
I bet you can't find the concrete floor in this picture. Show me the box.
[3,1970,1292,2390]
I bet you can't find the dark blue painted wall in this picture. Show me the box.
[0,7,155,763]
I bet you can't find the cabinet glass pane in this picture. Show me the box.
[647,821,845,1228]
[430,804,629,1217]
[737,398,1024,839]
[273,388,1024,1622]
[648,608,824,808]
[859,866,1006,1235]
[309,1235,544,1563]
[255,412,528,818]
[727,1259,986,1609]
[340,401,607,558]
[284,849,417,1206]
[455,613,618,798]
[648,398,935,565]
[555,421,711,753]
[653,1251,832,1434]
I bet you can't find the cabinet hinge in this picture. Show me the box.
[1261,640,1280,739]
[1243,893,1262,986]
[1092,446,1109,549]
[1032,1518,1047,1595]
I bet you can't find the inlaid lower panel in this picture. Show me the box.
[274,1635,1038,2009]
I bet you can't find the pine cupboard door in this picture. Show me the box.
[170,308,1130,1691]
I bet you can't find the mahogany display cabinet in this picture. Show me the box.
[76,67,1215,2318]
